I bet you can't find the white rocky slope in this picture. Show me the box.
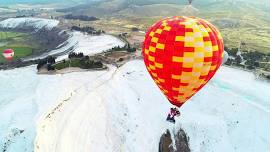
[34,60,270,152]
[54,31,126,61]
[24,31,125,62]
[0,17,59,31]
[0,65,110,152]
[0,17,125,62]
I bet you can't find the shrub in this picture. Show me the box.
[131,27,139,32]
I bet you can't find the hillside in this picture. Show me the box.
[0,60,267,152]
[0,0,89,5]
[59,0,270,54]
[0,17,68,68]
[0,18,59,30]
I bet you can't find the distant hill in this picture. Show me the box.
[0,0,98,5]
[0,0,57,4]
[3,0,270,53]
[58,0,269,18]
[60,0,270,53]
[117,4,184,17]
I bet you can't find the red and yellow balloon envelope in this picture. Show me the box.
[142,16,224,107]
[2,49,14,61]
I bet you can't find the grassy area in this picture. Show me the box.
[0,46,33,62]
[0,31,37,63]
[0,32,27,41]
[54,59,81,70]
[222,28,270,54]
[88,14,270,54]
[53,58,104,70]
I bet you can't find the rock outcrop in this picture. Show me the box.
[159,129,190,152]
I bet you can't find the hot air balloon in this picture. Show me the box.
[2,49,14,61]
[183,0,199,18]
[142,16,224,107]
